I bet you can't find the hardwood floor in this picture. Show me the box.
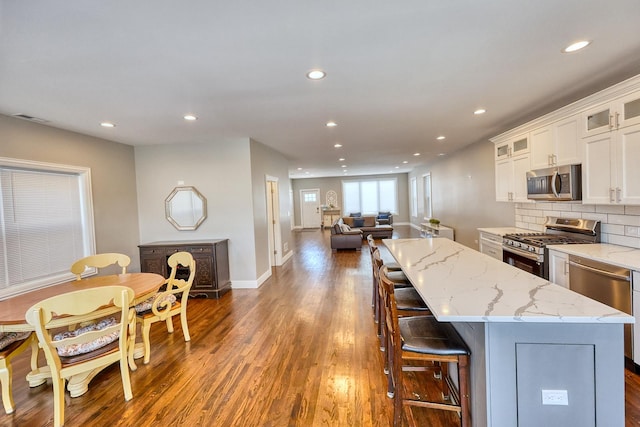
[2,226,640,426]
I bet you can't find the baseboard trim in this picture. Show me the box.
[231,269,272,289]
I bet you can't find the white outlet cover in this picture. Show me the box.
[541,389,568,406]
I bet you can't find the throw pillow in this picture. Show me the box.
[134,293,177,314]
[349,212,361,217]
[342,217,354,227]
[378,213,389,220]
[353,218,365,227]
[340,224,351,233]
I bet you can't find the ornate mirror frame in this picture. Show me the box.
[165,186,207,231]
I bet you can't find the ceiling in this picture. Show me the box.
[1,1,640,179]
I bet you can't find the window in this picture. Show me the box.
[342,178,397,215]
[0,158,95,299]
[410,177,418,218]
[303,192,317,202]
[423,173,432,219]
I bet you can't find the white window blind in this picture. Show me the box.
[410,177,418,218]
[0,159,95,299]
[342,178,398,215]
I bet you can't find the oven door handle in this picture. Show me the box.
[503,246,540,262]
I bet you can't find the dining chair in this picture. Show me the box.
[25,286,136,427]
[0,332,34,414]
[379,266,471,426]
[70,253,131,280]
[135,251,195,364]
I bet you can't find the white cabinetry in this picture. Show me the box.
[479,231,503,261]
[494,134,531,202]
[530,115,580,169]
[633,271,640,367]
[581,91,640,138]
[548,249,570,288]
[582,122,640,204]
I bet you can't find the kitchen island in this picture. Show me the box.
[383,238,634,427]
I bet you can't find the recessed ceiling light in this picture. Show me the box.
[341,165,347,168]
[305,171,310,174]
[438,153,446,156]
[297,167,303,170]
[334,143,342,148]
[306,70,326,80]
[437,135,446,140]
[563,40,591,53]
[100,122,115,128]
[326,121,337,127]
[395,166,400,169]
[184,114,198,121]
[338,158,345,161]
[402,160,408,164]
[474,109,486,115]
[413,153,420,156]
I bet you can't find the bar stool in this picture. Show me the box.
[367,234,402,311]
[379,266,471,427]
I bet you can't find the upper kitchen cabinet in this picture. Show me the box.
[581,91,640,138]
[582,122,640,204]
[529,115,580,169]
[495,134,529,160]
[494,133,531,202]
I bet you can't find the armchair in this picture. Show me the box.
[376,212,393,225]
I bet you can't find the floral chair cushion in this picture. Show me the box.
[0,331,31,351]
[53,317,119,357]
[134,293,177,314]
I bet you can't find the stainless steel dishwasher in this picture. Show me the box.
[569,255,632,359]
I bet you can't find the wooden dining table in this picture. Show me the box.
[0,272,165,397]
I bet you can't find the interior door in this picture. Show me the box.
[300,189,321,228]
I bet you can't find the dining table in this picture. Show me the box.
[0,272,165,397]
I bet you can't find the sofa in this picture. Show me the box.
[330,222,363,252]
[338,215,394,239]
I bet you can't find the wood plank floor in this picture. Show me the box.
[2,226,640,426]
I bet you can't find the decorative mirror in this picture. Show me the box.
[326,190,338,208]
[165,186,207,231]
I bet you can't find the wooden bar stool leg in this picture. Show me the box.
[458,355,471,427]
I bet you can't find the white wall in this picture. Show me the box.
[135,139,258,282]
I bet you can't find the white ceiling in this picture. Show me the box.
[1,1,640,178]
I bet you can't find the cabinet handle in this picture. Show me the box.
[488,249,497,255]
[609,114,615,130]
[615,112,620,129]
[508,147,512,157]
[552,154,557,165]
[548,154,552,166]
[564,260,569,275]
[610,188,615,202]
[616,187,621,203]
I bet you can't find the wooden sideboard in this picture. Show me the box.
[138,239,231,299]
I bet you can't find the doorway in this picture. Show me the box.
[266,176,282,267]
[300,189,321,228]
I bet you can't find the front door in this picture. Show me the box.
[300,189,321,228]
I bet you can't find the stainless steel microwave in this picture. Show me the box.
[526,164,582,201]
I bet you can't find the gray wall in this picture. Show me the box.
[410,140,515,248]
[249,139,293,278]
[135,139,258,283]
[290,173,410,227]
[0,114,141,267]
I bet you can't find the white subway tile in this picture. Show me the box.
[607,234,640,249]
[602,224,625,235]
[582,213,608,222]
[625,206,640,215]
[596,205,625,214]
[552,203,573,211]
[608,214,640,226]
[626,226,640,237]
[571,204,596,213]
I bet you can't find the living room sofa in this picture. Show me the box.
[338,215,393,239]
[330,222,363,252]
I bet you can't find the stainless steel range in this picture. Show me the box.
[502,217,600,279]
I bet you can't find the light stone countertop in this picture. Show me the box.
[547,243,640,271]
[382,238,633,324]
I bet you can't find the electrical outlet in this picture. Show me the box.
[541,389,568,405]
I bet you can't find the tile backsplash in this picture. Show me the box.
[515,202,640,249]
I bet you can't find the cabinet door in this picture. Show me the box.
[615,123,640,204]
[618,91,640,129]
[582,102,613,137]
[512,154,532,202]
[190,246,214,291]
[554,115,580,166]
[495,158,512,201]
[548,250,569,288]
[582,133,614,204]
[139,248,167,277]
[530,126,554,169]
